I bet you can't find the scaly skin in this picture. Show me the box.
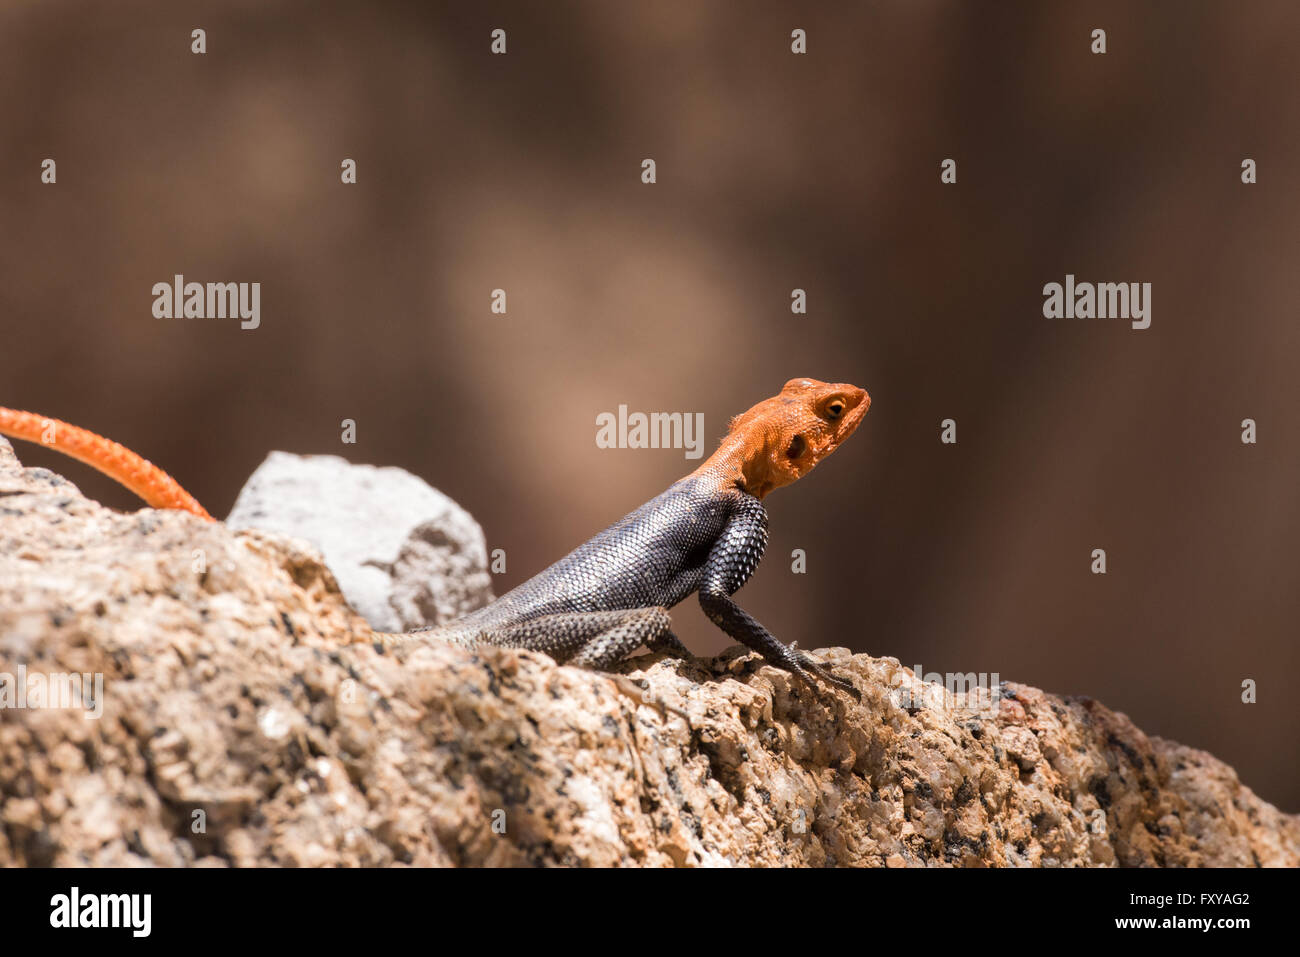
[395,377,871,691]
[1,377,870,690]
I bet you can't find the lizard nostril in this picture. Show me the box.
[786,434,806,459]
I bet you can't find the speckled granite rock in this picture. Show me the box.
[0,435,1296,867]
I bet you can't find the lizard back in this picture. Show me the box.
[419,474,734,641]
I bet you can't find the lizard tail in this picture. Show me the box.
[363,627,470,650]
[0,407,214,522]
[367,631,410,647]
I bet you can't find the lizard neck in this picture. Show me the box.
[689,428,779,500]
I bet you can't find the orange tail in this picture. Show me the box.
[0,408,213,521]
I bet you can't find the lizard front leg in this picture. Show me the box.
[698,493,855,693]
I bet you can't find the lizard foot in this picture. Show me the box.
[790,645,860,698]
[608,674,691,721]
[646,628,693,659]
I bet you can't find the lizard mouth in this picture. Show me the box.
[841,386,871,434]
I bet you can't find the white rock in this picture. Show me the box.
[225,452,493,632]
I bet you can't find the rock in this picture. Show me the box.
[0,434,1296,867]
[225,451,493,632]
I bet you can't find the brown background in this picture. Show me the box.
[3,1,1297,809]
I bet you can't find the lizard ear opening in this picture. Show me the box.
[785,434,807,459]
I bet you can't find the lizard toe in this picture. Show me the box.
[795,651,860,697]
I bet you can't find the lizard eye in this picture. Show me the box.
[825,399,845,420]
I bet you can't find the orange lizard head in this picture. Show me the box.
[711,377,870,499]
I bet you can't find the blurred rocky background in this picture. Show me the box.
[2,2,1296,807]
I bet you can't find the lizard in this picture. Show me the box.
[0,377,870,691]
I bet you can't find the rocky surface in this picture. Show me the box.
[1,435,1296,867]
[225,451,493,632]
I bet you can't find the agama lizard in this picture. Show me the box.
[0,377,870,690]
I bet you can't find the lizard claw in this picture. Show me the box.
[609,675,691,721]
[793,650,859,697]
